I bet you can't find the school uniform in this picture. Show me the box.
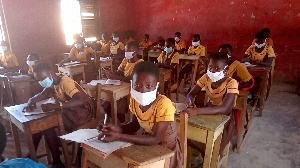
[129,94,183,168]
[157,51,179,64]
[28,66,33,74]
[118,59,144,77]
[0,51,19,67]
[53,73,94,132]
[123,37,135,45]
[252,38,273,46]
[97,40,113,55]
[110,42,125,55]
[245,45,276,62]
[175,40,186,50]
[226,60,252,82]
[68,47,95,62]
[197,74,239,152]
[139,40,152,48]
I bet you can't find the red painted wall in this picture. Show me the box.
[107,0,300,82]
[2,0,68,70]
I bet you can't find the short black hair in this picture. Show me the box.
[33,62,51,73]
[255,32,266,39]
[126,41,140,51]
[175,32,181,36]
[144,34,149,38]
[261,28,270,35]
[28,53,39,60]
[132,61,159,81]
[166,38,175,45]
[193,34,200,39]
[218,44,233,53]
[158,39,165,45]
[112,31,119,37]
[211,52,230,65]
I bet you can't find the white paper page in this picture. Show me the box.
[172,102,187,114]
[23,98,56,116]
[63,61,80,66]
[59,129,99,143]
[105,79,121,85]
[244,62,257,67]
[89,80,107,86]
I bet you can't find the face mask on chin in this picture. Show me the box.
[255,39,266,48]
[175,37,180,42]
[113,37,119,42]
[130,81,159,106]
[164,47,173,54]
[206,65,228,83]
[38,74,53,88]
[192,41,200,47]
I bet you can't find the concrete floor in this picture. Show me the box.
[1,81,300,168]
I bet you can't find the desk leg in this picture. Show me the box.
[191,60,199,89]
[168,78,171,99]
[259,76,267,117]
[210,133,222,168]
[159,76,165,96]
[81,148,89,168]
[99,68,103,79]
[111,94,118,125]
[203,130,216,168]
[237,98,247,153]
[57,113,71,168]
[10,121,22,158]
[24,123,37,161]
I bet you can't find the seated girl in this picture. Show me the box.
[100,61,182,168]
[183,52,239,153]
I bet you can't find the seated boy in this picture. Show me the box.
[174,32,186,54]
[97,32,113,56]
[157,38,179,69]
[24,62,95,167]
[178,34,206,86]
[153,39,165,51]
[102,41,144,123]
[26,52,44,96]
[184,52,239,154]
[26,53,40,74]
[99,61,182,168]
[123,30,135,45]
[110,31,125,70]
[0,41,19,72]
[252,28,273,46]
[242,32,275,67]
[139,34,152,49]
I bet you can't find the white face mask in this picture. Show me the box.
[255,39,266,48]
[1,46,7,52]
[113,37,119,42]
[207,65,228,83]
[125,52,134,59]
[26,60,36,66]
[75,44,83,49]
[192,41,200,46]
[130,81,159,106]
[175,37,180,42]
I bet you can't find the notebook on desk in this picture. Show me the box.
[23,98,56,116]
[88,79,121,86]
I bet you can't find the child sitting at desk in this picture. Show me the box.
[157,38,179,69]
[183,52,239,154]
[174,32,186,54]
[124,30,135,45]
[26,53,39,74]
[100,61,182,168]
[59,36,96,65]
[139,34,152,49]
[24,62,95,167]
[0,41,19,72]
[102,41,144,123]
[252,28,273,46]
[153,39,165,51]
[97,32,113,56]
[178,34,206,86]
[110,31,125,70]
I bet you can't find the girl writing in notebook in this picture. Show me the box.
[99,61,182,168]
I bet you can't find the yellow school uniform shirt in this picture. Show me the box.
[245,45,275,62]
[226,60,252,82]
[139,40,152,48]
[157,51,180,64]
[97,40,113,55]
[175,40,186,50]
[187,44,205,56]
[118,59,144,77]
[124,37,135,45]
[129,94,175,134]
[252,38,273,46]
[197,74,239,106]
[110,42,125,55]
[0,51,19,67]
[68,47,95,62]
[28,66,33,74]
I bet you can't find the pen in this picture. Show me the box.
[187,94,192,104]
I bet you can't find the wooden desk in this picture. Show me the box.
[178,54,200,89]
[81,144,174,168]
[148,50,161,61]
[98,58,113,79]
[4,104,71,167]
[247,66,271,116]
[84,82,131,125]
[159,68,172,98]
[57,63,86,83]
[176,114,229,168]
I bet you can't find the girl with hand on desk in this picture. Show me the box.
[24,62,94,168]
[183,52,239,153]
[99,61,182,168]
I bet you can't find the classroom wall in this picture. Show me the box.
[117,0,300,82]
[1,0,68,70]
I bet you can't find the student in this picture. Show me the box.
[157,38,179,69]
[26,53,39,74]
[123,30,135,45]
[97,32,113,56]
[153,39,165,51]
[178,34,205,85]
[0,41,19,71]
[24,62,94,167]
[184,52,239,153]
[252,28,273,46]
[100,61,182,168]
[110,31,125,70]
[174,32,186,54]
[219,44,253,90]
[139,34,152,49]
[102,41,144,123]
[242,32,275,67]
[59,36,96,65]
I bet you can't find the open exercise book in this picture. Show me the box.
[88,79,121,86]
[59,129,132,158]
[23,98,56,116]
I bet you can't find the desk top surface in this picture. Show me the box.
[176,114,230,131]
[85,81,131,92]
